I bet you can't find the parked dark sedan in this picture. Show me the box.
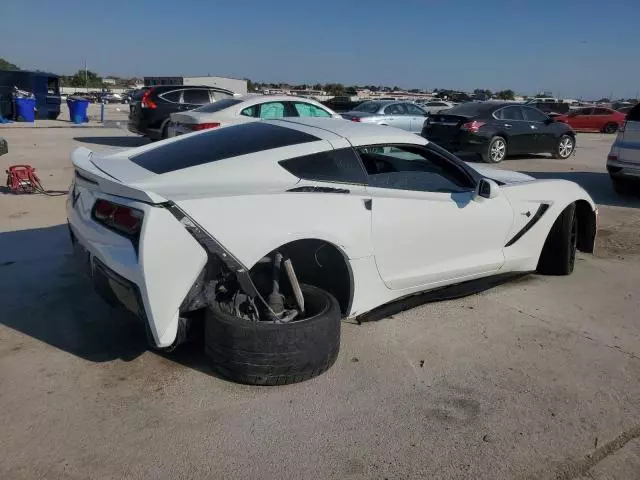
[421,102,576,163]
[128,85,234,141]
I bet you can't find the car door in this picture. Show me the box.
[405,103,428,133]
[570,108,593,130]
[383,103,407,129]
[522,106,554,152]
[494,106,531,153]
[359,144,514,290]
[591,107,612,131]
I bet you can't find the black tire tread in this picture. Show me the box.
[537,203,577,276]
[204,284,340,386]
[552,134,574,159]
[482,136,506,163]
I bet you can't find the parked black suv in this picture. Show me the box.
[422,102,576,163]
[128,85,234,140]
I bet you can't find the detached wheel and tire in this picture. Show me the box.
[553,134,575,159]
[604,123,618,134]
[483,136,507,163]
[204,284,340,385]
[537,203,577,276]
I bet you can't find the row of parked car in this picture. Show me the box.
[127,85,638,194]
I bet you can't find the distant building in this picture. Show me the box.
[102,77,116,85]
[143,75,247,94]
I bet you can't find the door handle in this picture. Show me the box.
[530,125,537,129]
[363,199,372,211]
[504,123,512,128]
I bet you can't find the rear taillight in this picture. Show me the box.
[141,89,156,109]
[607,154,618,161]
[461,120,486,133]
[93,199,143,236]
[190,122,221,131]
[348,116,360,122]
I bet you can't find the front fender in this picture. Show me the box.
[500,179,596,270]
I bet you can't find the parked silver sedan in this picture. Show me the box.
[341,100,428,133]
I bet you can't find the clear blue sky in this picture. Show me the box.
[3,0,639,99]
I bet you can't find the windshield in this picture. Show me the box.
[353,102,382,113]
[193,98,243,113]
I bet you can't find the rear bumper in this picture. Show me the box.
[66,187,207,348]
[607,159,640,180]
[423,132,489,155]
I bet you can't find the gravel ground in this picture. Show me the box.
[0,127,639,480]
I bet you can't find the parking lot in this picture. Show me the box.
[1,126,639,479]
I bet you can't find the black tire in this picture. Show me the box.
[205,284,341,385]
[604,123,618,134]
[552,134,575,159]
[611,177,635,196]
[537,203,577,276]
[482,136,507,163]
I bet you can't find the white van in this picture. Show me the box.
[607,103,640,195]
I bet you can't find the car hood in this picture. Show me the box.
[465,163,536,184]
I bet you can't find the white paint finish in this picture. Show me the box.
[137,207,207,347]
[176,184,373,268]
[67,118,598,347]
[465,163,536,184]
[367,187,514,290]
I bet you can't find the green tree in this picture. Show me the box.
[0,58,20,70]
[495,89,515,100]
[244,78,254,91]
[597,98,611,103]
[65,70,103,88]
[324,83,345,96]
[312,83,323,91]
[392,86,400,91]
[345,86,357,95]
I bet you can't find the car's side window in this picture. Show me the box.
[593,108,610,115]
[160,90,181,103]
[240,105,259,117]
[384,104,406,115]
[279,148,367,184]
[522,107,548,122]
[499,106,525,121]
[292,102,332,118]
[259,102,286,119]
[183,89,211,105]
[577,108,594,116]
[357,145,474,193]
[405,104,426,116]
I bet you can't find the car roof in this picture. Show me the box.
[267,117,428,147]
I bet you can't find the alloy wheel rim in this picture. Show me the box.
[491,140,506,161]
[560,137,573,158]
[559,138,573,158]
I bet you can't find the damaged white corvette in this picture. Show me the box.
[67,118,597,384]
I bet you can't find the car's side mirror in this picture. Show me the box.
[475,178,500,200]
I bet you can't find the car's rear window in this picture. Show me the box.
[445,103,496,117]
[353,102,383,113]
[192,99,243,113]
[130,122,320,174]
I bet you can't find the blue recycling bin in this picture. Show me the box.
[67,98,89,124]
[15,98,36,122]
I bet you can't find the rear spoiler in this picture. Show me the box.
[71,147,167,204]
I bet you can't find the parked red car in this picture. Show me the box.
[555,107,626,134]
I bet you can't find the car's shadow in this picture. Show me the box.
[0,224,214,377]
[520,170,640,208]
[73,136,149,148]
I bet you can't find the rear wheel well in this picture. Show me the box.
[251,240,353,316]
[575,200,596,253]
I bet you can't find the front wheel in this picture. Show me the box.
[482,136,507,163]
[553,134,574,159]
[604,123,618,134]
[537,203,577,276]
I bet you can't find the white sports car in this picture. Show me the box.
[67,118,597,385]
